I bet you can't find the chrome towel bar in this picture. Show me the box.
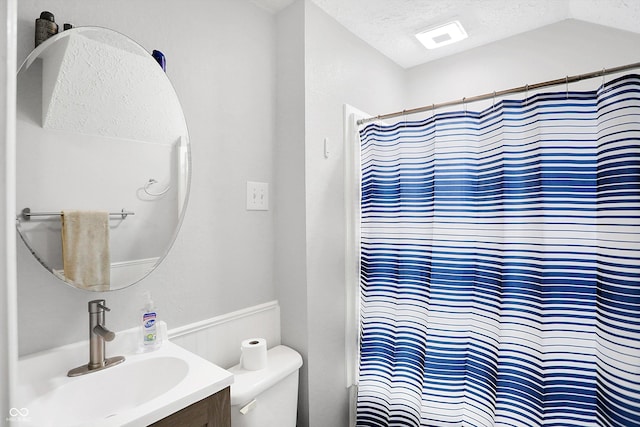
[20,208,134,221]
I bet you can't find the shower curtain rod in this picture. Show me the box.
[356,61,640,126]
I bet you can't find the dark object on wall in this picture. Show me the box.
[152,50,166,72]
[35,11,58,47]
[63,23,73,31]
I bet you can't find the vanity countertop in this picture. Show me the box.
[15,323,233,427]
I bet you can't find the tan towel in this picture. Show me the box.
[61,210,110,291]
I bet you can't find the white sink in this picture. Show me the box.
[27,356,188,426]
[16,325,233,427]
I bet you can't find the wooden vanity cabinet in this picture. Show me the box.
[150,387,231,427]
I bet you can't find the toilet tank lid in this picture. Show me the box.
[228,345,303,406]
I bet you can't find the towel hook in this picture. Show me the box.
[144,178,170,196]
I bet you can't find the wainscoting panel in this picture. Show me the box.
[168,301,281,369]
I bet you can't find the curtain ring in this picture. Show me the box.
[432,103,435,119]
[601,68,607,87]
[565,76,569,99]
[525,84,529,106]
[375,115,382,131]
[463,97,467,116]
[402,109,407,128]
[493,91,496,111]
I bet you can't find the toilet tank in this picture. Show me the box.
[229,345,303,427]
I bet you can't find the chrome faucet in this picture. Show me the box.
[68,299,125,377]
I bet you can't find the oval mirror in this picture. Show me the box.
[15,27,191,291]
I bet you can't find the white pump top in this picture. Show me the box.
[142,291,155,311]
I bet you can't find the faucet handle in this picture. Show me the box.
[88,299,111,313]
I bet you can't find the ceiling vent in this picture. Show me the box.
[416,20,468,49]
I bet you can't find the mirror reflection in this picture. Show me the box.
[16,27,190,291]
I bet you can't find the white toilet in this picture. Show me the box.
[228,345,303,427]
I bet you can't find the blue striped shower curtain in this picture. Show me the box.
[357,74,640,427]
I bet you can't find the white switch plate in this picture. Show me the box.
[246,181,269,211]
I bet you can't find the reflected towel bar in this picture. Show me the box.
[20,208,135,221]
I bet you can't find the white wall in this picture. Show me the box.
[16,0,277,356]
[1,0,17,420]
[405,19,640,115]
[300,2,407,426]
[274,2,406,426]
[274,2,310,426]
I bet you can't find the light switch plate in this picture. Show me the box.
[246,181,269,211]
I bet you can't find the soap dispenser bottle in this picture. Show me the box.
[140,291,159,351]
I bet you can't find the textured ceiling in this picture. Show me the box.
[252,0,640,69]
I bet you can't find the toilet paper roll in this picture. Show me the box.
[240,338,268,371]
